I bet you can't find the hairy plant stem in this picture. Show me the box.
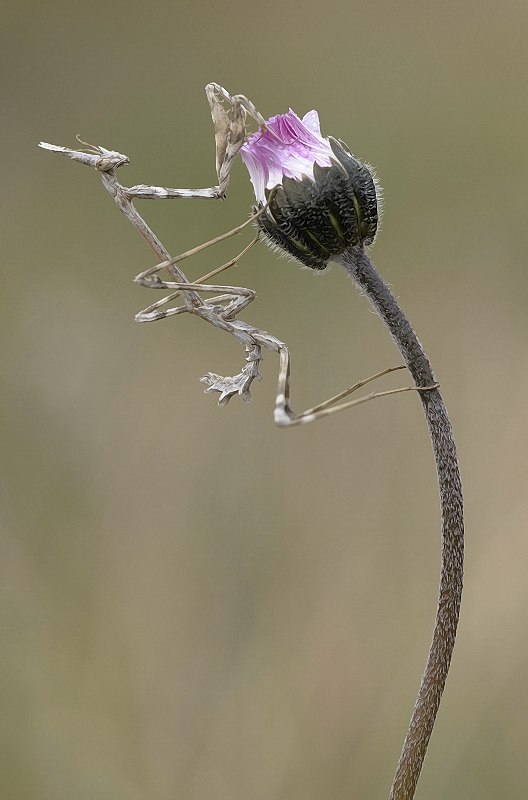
[338,246,464,800]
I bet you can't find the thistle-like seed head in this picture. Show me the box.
[241,110,381,270]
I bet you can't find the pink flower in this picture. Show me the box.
[240,108,380,270]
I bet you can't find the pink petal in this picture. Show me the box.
[241,109,334,204]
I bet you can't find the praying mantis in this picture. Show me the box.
[39,83,436,427]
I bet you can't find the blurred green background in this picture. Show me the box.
[2,0,528,798]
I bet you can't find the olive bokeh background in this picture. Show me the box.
[2,1,528,798]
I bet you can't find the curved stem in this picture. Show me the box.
[338,246,464,800]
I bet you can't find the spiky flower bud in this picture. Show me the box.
[241,110,381,270]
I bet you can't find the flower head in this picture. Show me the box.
[241,109,380,270]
